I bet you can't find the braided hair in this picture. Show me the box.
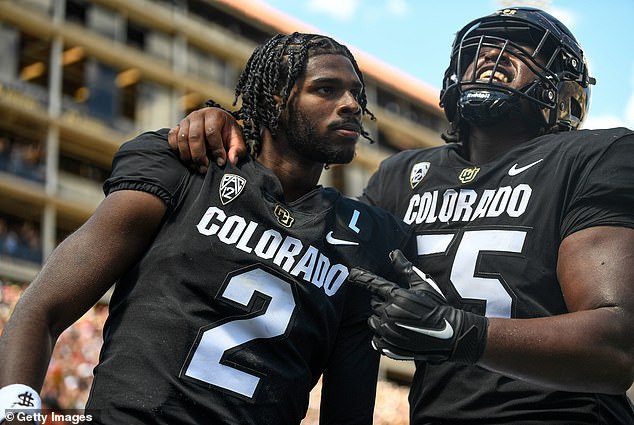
[211,32,375,156]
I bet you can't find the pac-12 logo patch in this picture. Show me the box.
[410,162,430,189]
[274,204,294,228]
[219,174,246,205]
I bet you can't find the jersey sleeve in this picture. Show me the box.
[103,128,189,212]
[318,285,380,425]
[561,132,634,238]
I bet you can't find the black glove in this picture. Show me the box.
[348,249,488,364]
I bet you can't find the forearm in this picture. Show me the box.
[0,221,131,389]
[479,308,634,394]
[0,245,92,389]
[0,191,164,395]
[0,305,57,390]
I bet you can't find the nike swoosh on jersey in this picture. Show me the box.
[396,319,454,339]
[325,231,358,246]
[508,158,544,176]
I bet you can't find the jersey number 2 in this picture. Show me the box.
[182,267,296,398]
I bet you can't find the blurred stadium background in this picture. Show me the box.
[0,1,630,423]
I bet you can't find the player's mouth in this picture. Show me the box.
[332,122,361,139]
[477,68,510,83]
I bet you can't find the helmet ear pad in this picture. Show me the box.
[546,80,590,131]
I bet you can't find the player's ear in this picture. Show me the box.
[272,95,285,120]
[275,81,300,110]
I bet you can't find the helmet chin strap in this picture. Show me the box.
[458,88,520,126]
[458,84,547,134]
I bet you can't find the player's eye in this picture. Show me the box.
[316,86,334,95]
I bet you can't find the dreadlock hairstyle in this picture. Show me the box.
[223,32,375,156]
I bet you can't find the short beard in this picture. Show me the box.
[281,105,356,165]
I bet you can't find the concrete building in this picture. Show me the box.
[0,0,445,283]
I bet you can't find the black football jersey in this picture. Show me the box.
[361,127,634,424]
[85,129,415,425]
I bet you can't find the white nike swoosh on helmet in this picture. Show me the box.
[326,231,358,246]
[508,158,544,176]
[396,319,454,339]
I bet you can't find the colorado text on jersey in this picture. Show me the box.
[402,184,531,225]
[196,205,349,296]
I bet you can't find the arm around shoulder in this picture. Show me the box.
[167,106,247,171]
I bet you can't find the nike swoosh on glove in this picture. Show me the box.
[347,249,488,364]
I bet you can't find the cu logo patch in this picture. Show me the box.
[458,167,480,183]
[219,174,246,205]
[274,204,294,228]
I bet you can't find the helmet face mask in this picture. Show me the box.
[440,7,595,133]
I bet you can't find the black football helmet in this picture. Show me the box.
[440,7,595,132]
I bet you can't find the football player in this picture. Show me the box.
[0,33,415,424]
[164,7,634,424]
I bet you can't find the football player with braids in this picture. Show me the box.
[230,33,375,158]
[0,32,416,424]
[174,34,373,172]
[166,7,634,424]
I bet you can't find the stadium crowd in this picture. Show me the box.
[0,282,106,410]
[0,134,45,184]
[0,218,43,264]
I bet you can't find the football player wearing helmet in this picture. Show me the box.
[166,7,634,424]
[0,33,416,424]
[354,8,634,422]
